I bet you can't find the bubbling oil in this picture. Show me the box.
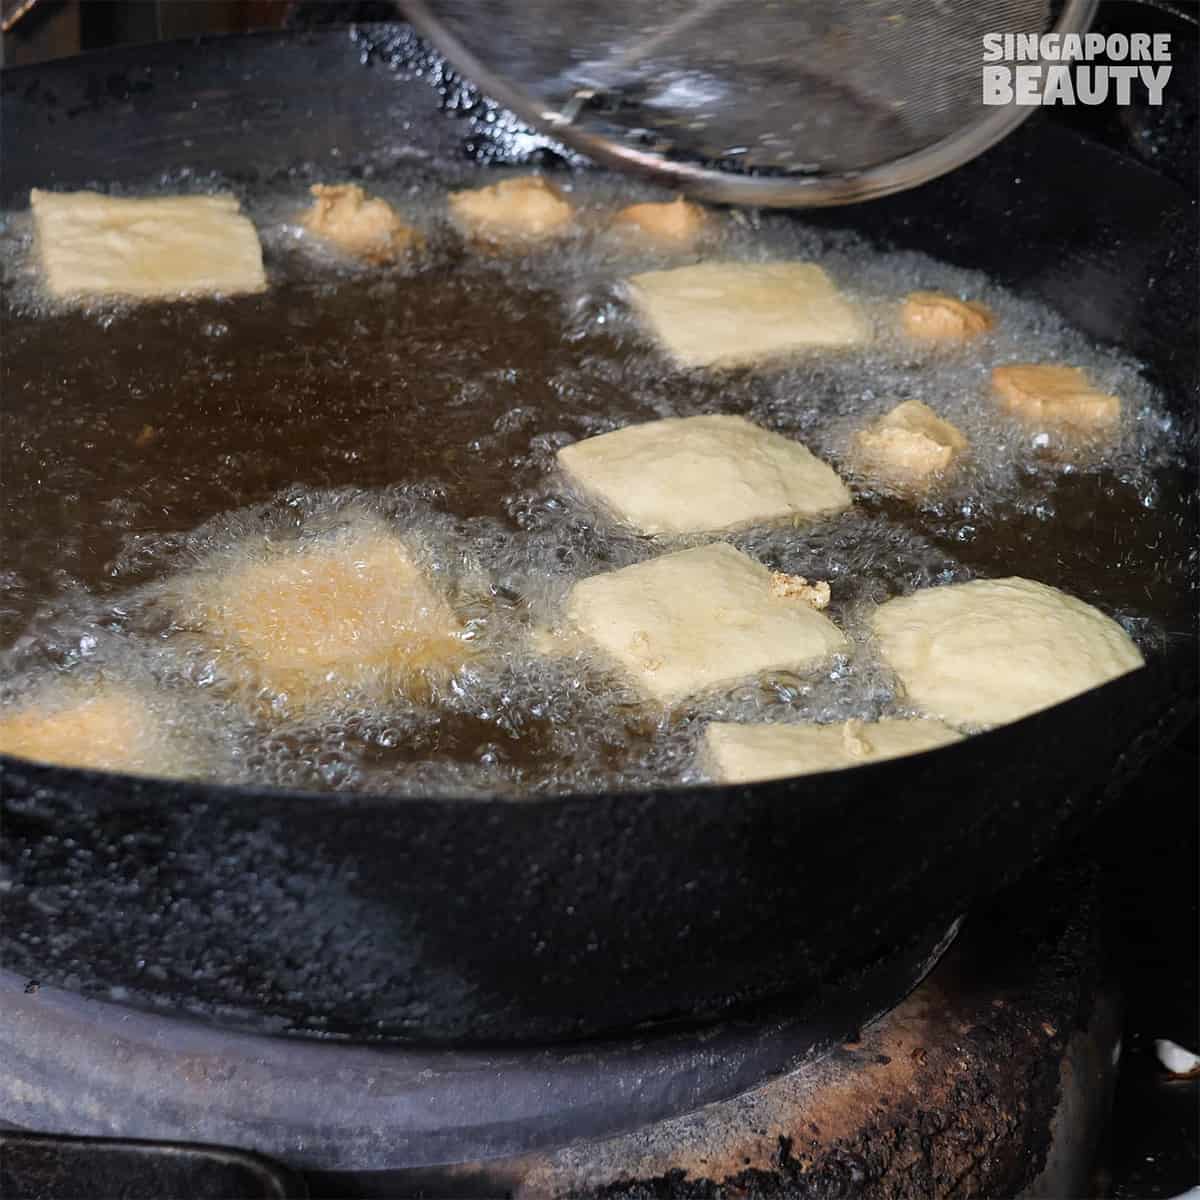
[0,169,1193,795]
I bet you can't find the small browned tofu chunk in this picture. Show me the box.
[0,686,190,777]
[768,572,831,610]
[853,400,968,490]
[991,363,1120,436]
[302,184,420,263]
[447,175,573,245]
[901,291,994,341]
[612,197,712,247]
[180,525,470,715]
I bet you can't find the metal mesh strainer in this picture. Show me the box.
[404,0,1100,205]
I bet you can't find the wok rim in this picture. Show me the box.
[0,660,1183,810]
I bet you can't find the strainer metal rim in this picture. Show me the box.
[402,0,1100,207]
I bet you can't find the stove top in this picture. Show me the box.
[0,919,959,1177]
[2,860,1117,1199]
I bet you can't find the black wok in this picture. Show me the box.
[0,24,1196,1045]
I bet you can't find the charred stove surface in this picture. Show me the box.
[414,864,1114,1200]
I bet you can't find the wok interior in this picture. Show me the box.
[0,162,1194,797]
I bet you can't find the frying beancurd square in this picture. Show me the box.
[853,400,968,491]
[900,291,994,341]
[180,526,470,714]
[0,685,192,778]
[302,184,421,263]
[30,189,266,300]
[991,363,1120,436]
[625,261,870,369]
[447,175,573,245]
[564,543,847,706]
[701,717,964,784]
[871,576,1144,729]
[557,414,852,536]
[612,197,712,247]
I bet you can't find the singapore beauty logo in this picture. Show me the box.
[982,31,1172,105]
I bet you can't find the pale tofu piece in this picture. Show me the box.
[627,261,869,369]
[612,197,712,247]
[565,543,847,706]
[448,175,573,245]
[557,414,852,536]
[701,717,963,783]
[991,364,1120,435]
[30,189,266,300]
[900,291,994,341]
[0,685,190,778]
[180,525,469,713]
[853,400,968,490]
[871,576,1143,728]
[302,183,421,263]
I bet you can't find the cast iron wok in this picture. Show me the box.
[0,24,1195,1045]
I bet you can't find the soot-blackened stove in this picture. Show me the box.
[1,861,1118,1200]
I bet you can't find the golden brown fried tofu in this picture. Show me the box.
[991,364,1120,436]
[612,197,712,247]
[182,526,470,714]
[901,291,994,341]
[853,400,968,490]
[0,685,190,777]
[302,184,421,264]
[447,175,573,246]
